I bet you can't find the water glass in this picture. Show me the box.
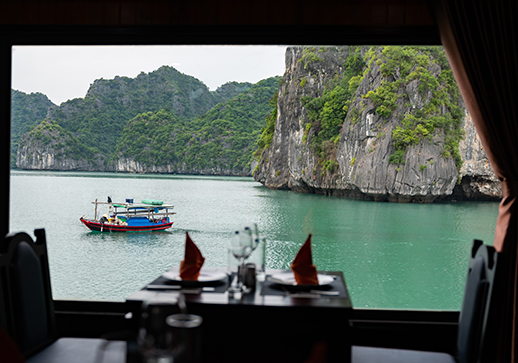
[227,245,240,292]
[228,229,253,293]
[138,300,181,363]
[166,314,203,363]
[227,244,240,275]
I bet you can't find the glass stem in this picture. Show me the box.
[236,258,245,291]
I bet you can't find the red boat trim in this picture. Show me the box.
[80,217,173,232]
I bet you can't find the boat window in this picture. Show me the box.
[10,45,499,310]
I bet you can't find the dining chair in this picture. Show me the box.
[352,239,499,363]
[0,229,127,363]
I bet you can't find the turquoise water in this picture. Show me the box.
[9,170,499,310]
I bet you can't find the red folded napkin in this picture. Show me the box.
[290,234,319,285]
[179,232,205,280]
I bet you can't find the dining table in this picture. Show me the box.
[125,267,353,363]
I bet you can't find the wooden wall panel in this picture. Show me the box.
[0,0,434,27]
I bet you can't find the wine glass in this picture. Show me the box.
[229,229,254,293]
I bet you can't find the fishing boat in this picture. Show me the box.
[80,198,175,232]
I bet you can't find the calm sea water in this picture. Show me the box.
[9,170,499,310]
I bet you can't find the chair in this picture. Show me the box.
[352,239,499,363]
[0,229,126,363]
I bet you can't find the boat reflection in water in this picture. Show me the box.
[80,198,175,232]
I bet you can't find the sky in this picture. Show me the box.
[11,45,287,105]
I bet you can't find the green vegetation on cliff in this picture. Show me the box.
[113,109,185,167]
[256,91,278,151]
[213,81,253,104]
[46,66,246,157]
[301,47,366,153]
[11,90,55,167]
[113,77,280,173]
[280,46,366,171]
[22,120,100,165]
[299,47,324,69]
[363,46,464,170]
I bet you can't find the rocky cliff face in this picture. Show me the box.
[16,144,105,171]
[454,113,502,200]
[112,157,248,176]
[16,121,107,171]
[254,46,501,202]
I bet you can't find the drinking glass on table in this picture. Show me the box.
[229,229,253,293]
[166,314,203,363]
[245,223,267,281]
[138,300,181,363]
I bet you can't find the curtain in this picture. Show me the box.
[433,1,518,361]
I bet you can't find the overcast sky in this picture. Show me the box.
[11,46,287,105]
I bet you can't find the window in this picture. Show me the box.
[10,43,499,309]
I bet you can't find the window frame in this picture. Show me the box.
[3,22,459,353]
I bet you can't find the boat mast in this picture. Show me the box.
[94,198,98,221]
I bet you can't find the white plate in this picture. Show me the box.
[267,271,335,286]
[162,269,227,283]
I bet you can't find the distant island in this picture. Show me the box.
[13,66,280,175]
